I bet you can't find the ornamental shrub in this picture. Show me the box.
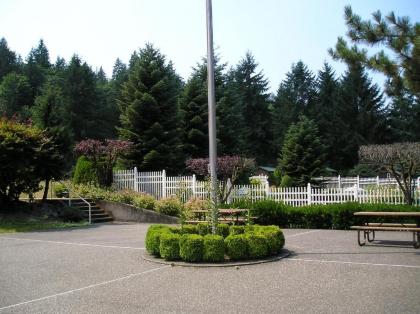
[181,224,198,234]
[229,225,245,235]
[73,156,97,185]
[145,225,170,256]
[224,234,248,260]
[246,233,268,259]
[132,193,156,210]
[203,235,225,262]
[155,197,183,217]
[159,233,180,261]
[216,224,230,238]
[197,222,210,236]
[179,234,204,262]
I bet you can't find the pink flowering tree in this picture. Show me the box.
[186,156,256,203]
[75,139,133,186]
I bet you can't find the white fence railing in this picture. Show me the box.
[113,169,420,206]
[314,175,420,189]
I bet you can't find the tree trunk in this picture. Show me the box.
[42,177,50,203]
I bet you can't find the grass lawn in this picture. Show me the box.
[0,220,89,234]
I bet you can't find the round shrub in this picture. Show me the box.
[197,223,210,236]
[155,197,183,217]
[229,225,245,235]
[159,233,180,261]
[203,235,225,262]
[216,224,229,238]
[179,234,204,262]
[73,156,97,185]
[224,234,248,260]
[181,224,198,234]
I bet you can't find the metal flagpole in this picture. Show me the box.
[206,0,218,233]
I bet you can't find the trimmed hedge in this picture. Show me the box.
[146,224,285,263]
[159,233,180,260]
[180,234,204,262]
[203,235,225,262]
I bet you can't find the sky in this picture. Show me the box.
[0,0,419,93]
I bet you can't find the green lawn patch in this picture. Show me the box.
[0,220,89,234]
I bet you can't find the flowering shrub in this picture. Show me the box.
[155,197,183,217]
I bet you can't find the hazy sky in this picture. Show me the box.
[0,0,419,92]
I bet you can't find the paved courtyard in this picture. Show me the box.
[0,223,419,314]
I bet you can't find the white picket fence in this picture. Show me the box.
[113,169,420,206]
[314,175,420,189]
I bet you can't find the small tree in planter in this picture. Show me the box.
[359,143,420,205]
[186,155,256,203]
[74,139,132,187]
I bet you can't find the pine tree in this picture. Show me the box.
[63,55,99,140]
[278,116,326,186]
[272,61,316,154]
[234,52,272,164]
[0,38,18,82]
[118,44,183,173]
[339,64,387,169]
[179,57,225,158]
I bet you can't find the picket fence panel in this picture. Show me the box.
[113,169,420,206]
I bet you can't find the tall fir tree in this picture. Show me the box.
[63,55,100,140]
[234,52,272,164]
[118,44,183,173]
[272,61,316,155]
[0,73,32,118]
[179,57,225,159]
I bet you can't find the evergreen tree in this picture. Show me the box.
[337,64,387,169]
[118,44,183,173]
[278,116,326,186]
[0,73,32,118]
[0,38,18,82]
[32,80,72,201]
[234,52,272,164]
[272,61,316,154]
[180,57,225,158]
[63,55,100,140]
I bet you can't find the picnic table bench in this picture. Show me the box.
[350,212,420,248]
[186,208,255,225]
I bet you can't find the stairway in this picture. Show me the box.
[70,199,113,223]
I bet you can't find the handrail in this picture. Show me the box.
[58,181,92,224]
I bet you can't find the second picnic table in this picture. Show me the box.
[189,208,251,224]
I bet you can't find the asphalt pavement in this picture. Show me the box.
[0,223,419,313]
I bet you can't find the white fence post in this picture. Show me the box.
[162,170,167,198]
[307,183,312,205]
[338,175,341,189]
[357,175,360,189]
[354,184,358,202]
[192,174,197,197]
[133,167,138,192]
[376,176,380,187]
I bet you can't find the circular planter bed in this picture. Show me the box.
[144,223,286,266]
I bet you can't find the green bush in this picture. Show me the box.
[132,193,156,210]
[229,225,245,235]
[197,222,210,236]
[224,234,248,260]
[145,225,170,256]
[155,197,183,217]
[181,224,198,234]
[216,224,230,237]
[54,183,69,198]
[203,235,225,262]
[73,156,97,185]
[179,234,204,262]
[280,175,294,187]
[246,233,268,259]
[58,206,84,222]
[159,233,180,261]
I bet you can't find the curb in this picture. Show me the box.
[142,250,291,268]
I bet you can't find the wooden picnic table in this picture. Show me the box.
[351,211,420,248]
[188,208,252,224]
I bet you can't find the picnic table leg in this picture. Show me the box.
[367,230,375,242]
[357,230,366,246]
[414,232,420,249]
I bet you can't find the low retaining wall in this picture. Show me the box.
[98,200,178,224]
